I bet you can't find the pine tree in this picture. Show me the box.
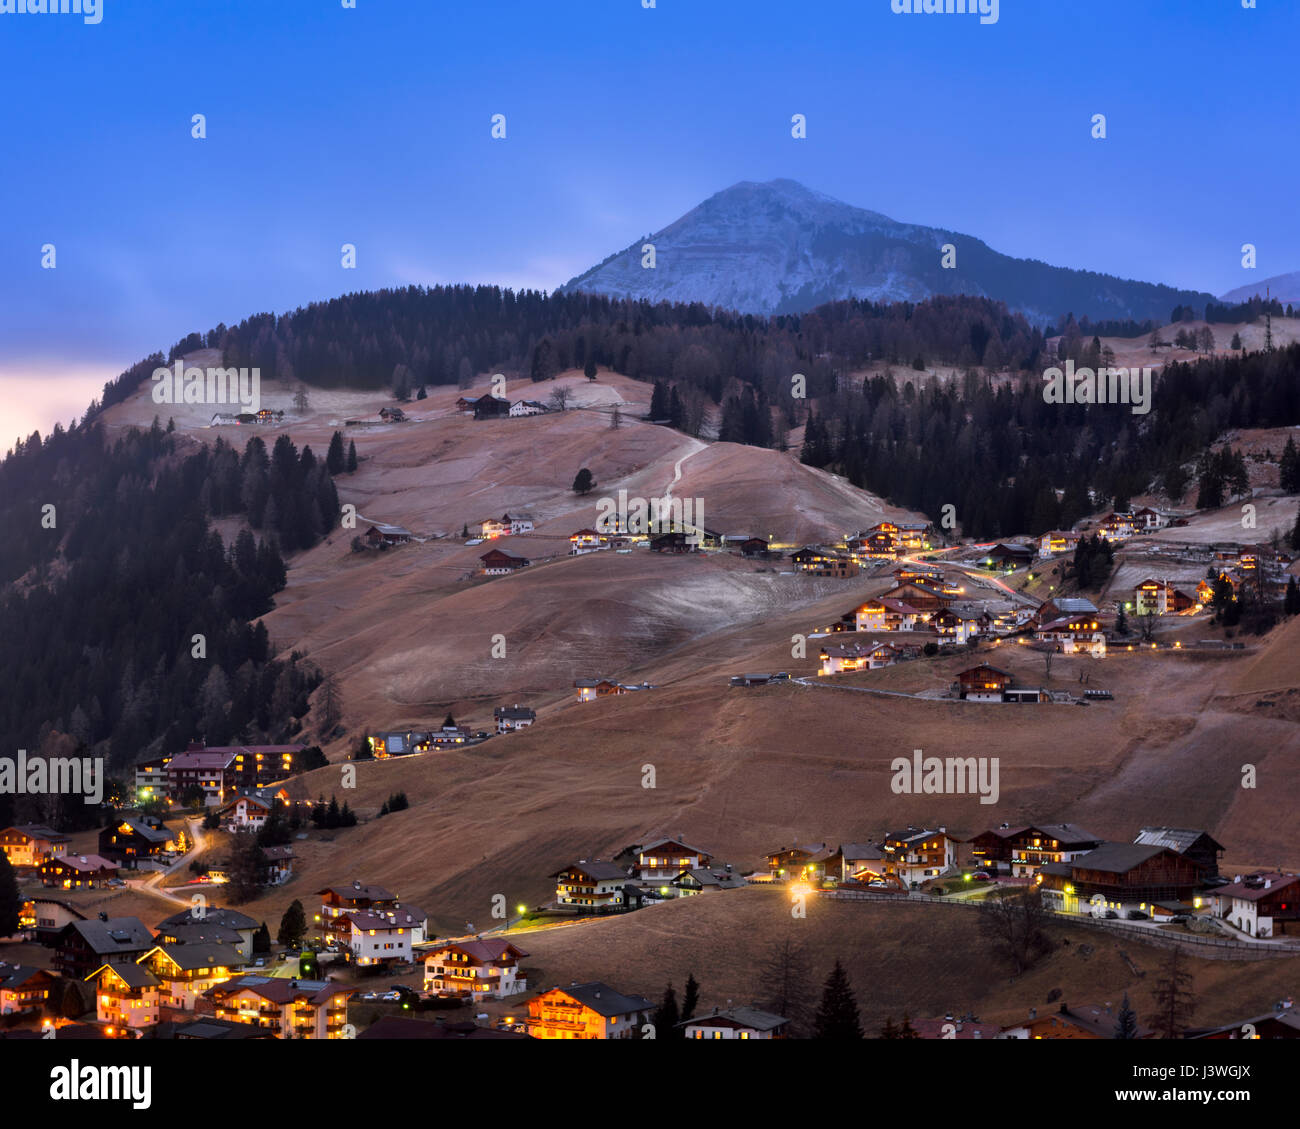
[1285,576,1300,616]
[654,983,680,1035]
[680,973,700,1025]
[346,440,358,473]
[326,431,345,475]
[278,899,307,948]
[253,922,271,953]
[1280,437,1299,493]
[1114,992,1139,1038]
[1151,947,1196,1038]
[813,959,863,1039]
[584,357,598,380]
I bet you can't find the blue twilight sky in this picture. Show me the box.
[0,0,1296,445]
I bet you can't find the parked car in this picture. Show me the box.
[381,991,401,1001]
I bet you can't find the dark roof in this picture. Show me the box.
[549,982,653,1018]
[168,1018,276,1040]
[155,907,258,933]
[494,705,537,720]
[0,963,53,990]
[207,975,349,1005]
[678,1006,788,1031]
[2,823,70,843]
[63,916,153,955]
[147,944,247,972]
[640,837,710,857]
[425,939,528,963]
[316,882,395,902]
[1135,827,1226,855]
[89,961,160,989]
[1070,843,1170,874]
[157,923,245,947]
[108,818,172,844]
[553,860,627,881]
[1025,824,1102,846]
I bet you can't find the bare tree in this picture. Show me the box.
[754,938,815,1037]
[978,886,1055,974]
[549,386,571,412]
[1151,947,1195,1038]
[1136,612,1158,642]
[293,384,310,414]
[318,673,343,735]
[610,405,622,430]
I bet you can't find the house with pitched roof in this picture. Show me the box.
[1209,873,1300,938]
[0,963,56,1019]
[880,827,958,887]
[0,824,70,868]
[494,704,537,733]
[206,975,354,1038]
[342,904,428,966]
[480,547,531,575]
[526,982,653,1039]
[552,860,629,910]
[669,867,747,896]
[1134,578,1198,616]
[635,838,713,883]
[155,907,259,958]
[138,943,247,1009]
[1037,843,1204,916]
[1036,614,1106,656]
[680,1005,789,1039]
[38,853,118,890]
[53,916,154,981]
[1133,827,1224,878]
[98,816,175,867]
[1005,824,1104,878]
[852,597,921,632]
[423,939,530,1000]
[86,961,160,1032]
[315,881,398,945]
[218,793,273,831]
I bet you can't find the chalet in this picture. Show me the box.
[765,843,834,883]
[649,530,695,553]
[206,976,354,1039]
[1035,596,1099,626]
[1209,873,1300,938]
[980,543,1036,569]
[0,963,56,1018]
[357,1017,528,1040]
[509,399,548,417]
[140,943,246,1009]
[455,395,480,412]
[134,757,170,803]
[166,749,236,805]
[670,867,747,896]
[212,743,300,791]
[569,528,605,554]
[729,672,790,687]
[316,881,398,945]
[847,529,897,559]
[819,641,904,675]
[526,982,654,1040]
[481,513,535,538]
[880,580,951,614]
[480,548,531,574]
[39,854,118,890]
[1133,579,1197,616]
[218,793,272,831]
[210,411,239,426]
[21,897,86,944]
[574,678,626,703]
[1098,512,1139,541]
[1036,615,1106,656]
[956,665,1015,702]
[791,546,858,577]
[421,719,477,747]
[0,824,70,868]
[472,395,512,419]
[1197,570,1242,604]
[155,907,258,958]
[891,564,945,587]
[553,861,629,910]
[1006,824,1104,878]
[680,1006,789,1040]
[931,606,984,644]
[1037,843,1204,916]
[1004,1002,1154,1040]
[966,827,1020,869]
[342,904,428,966]
[98,817,174,868]
[54,916,155,981]
[423,939,529,1000]
[880,828,958,887]
[1133,827,1224,877]
[1132,506,1170,530]
[494,704,537,733]
[740,537,770,558]
[1038,530,1082,558]
[367,731,423,757]
[364,522,413,546]
[259,846,294,887]
[853,597,920,632]
[254,409,283,424]
[87,961,160,1032]
[636,838,712,882]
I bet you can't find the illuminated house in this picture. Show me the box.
[1133,827,1224,878]
[981,542,1036,569]
[1005,825,1103,878]
[790,546,858,577]
[1003,1003,1154,1040]
[955,665,1014,702]
[635,838,713,883]
[526,982,653,1040]
[1133,579,1197,616]
[133,757,170,804]
[423,939,529,1000]
[569,528,605,554]
[154,907,259,959]
[87,961,160,1032]
[680,1006,789,1040]
[931,607,985,644]
[165,749,236,805]
[879,580,951,614]
[98,816,173,868]
[765,843,834,883]
[206,975,354,1039]
[217,793,272,831]
[316,881,398,945]
[0,824,70,868]
[553,860,629,910]
[1208,873,1300,939]
[1197,570,1242,604]
[0,964,55,1018]
[819,641,905,674]
[53,916,154,981]
[880,828,958,887]
[138,944,245,1009]
[481,513,534,538]
[573,677,626,703]
[1097,512,1139,541]
[1035,616,1106,656]
[341,904,427,966]
[39,854,118,890]
[1132,506,1170,530]
[852,598,920,632]
[837,842,887,883]
[669,867,747,896]
[22,897,87,944]
[494,704,537,733]
[1036,843,1203,916]
[1037,529,1082,558]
